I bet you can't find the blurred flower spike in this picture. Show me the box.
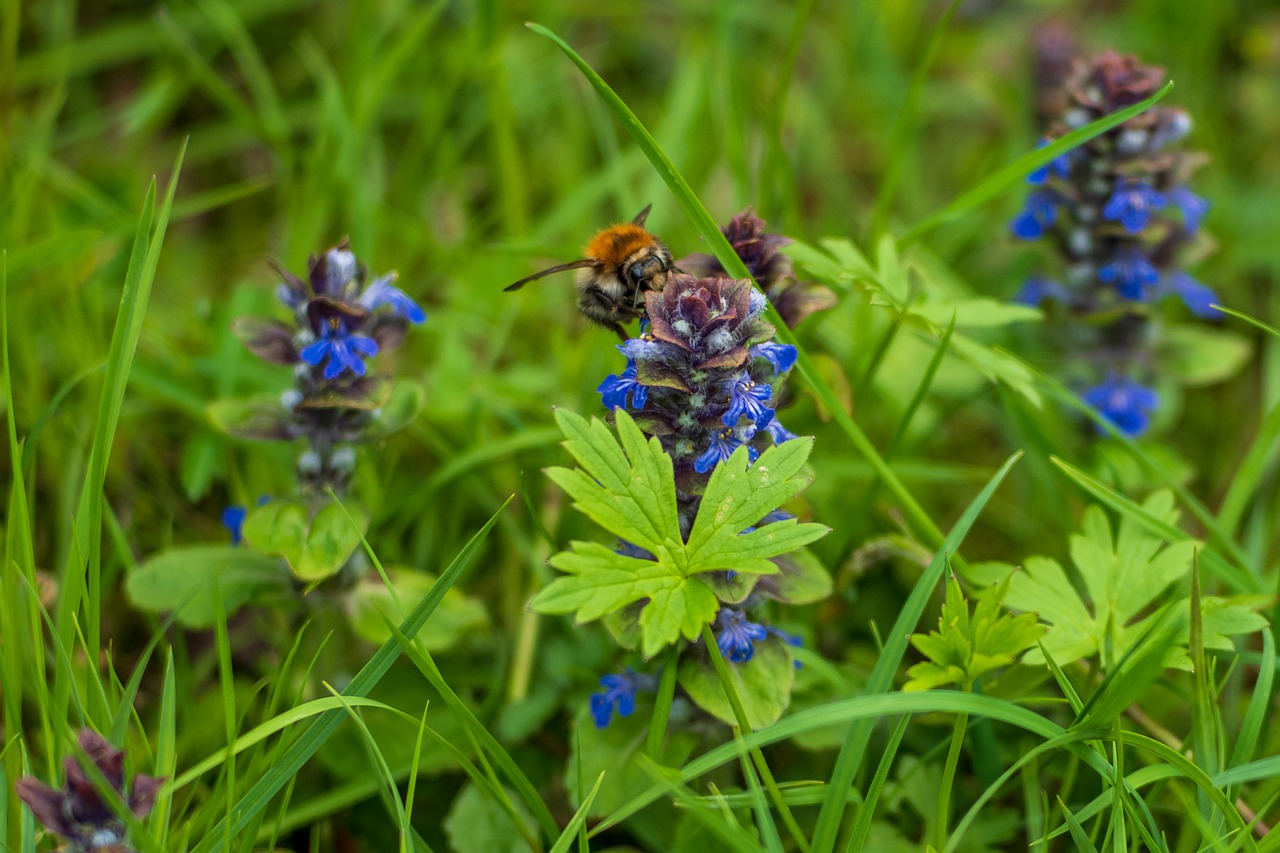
[16,729,163,853]
[225,239,426,493]
[1010,50,1222,438]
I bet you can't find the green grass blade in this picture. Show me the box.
[901,82,1173,243]
[842,714,908,853]
[1227,628,1274,801]
[698,625,787,853]
[809,454,1020,853]
[53,139,185,718]
[189,495,510,851]
[548,772,605,853]
[595,689,1120,836]
[1119,732,1255,849]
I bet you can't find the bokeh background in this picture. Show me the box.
[6,0,1280,847]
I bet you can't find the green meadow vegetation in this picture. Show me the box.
[5,1,1280,851]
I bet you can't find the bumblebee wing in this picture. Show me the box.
[504,259,596,292]
[632,204,653,227]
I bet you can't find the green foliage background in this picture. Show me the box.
[5,0,1280,850]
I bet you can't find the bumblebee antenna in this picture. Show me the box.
[632,204,653,227]
[504,259,596,292]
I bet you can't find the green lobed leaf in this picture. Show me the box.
[904,575,1044,692]
[348,568,488,649]
[125,545,290,627]
[1003,493,1267,670]
[548,408,679,556]
[534,410,828,656]
[243,498,369,581]
[443,782,538,853]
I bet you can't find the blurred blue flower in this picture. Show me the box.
[1102,179,1165,233]
[221,505,247,546]
[615,540,656,561]
[1027,139,1073,185]
[590,671,642,728]
[359,274,426,323]
[722,374,774,429]
[1010,190,1059,240]
[715,609,769,664]
[1013,276,1069,307]
[763,416,797,445]
[300,323,379,380]
[752,341,798,375]
[1162,271,1220,319]
[1083,375,1159,437]
[598,360,649,410]
[1166,186,1209,233]
[1099,248,1160,300]
[759,509,796,524]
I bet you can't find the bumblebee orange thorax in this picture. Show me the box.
[585,224,657,269]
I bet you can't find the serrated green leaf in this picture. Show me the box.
[1006,493,1266,670]
[905,575,1044,691]
[638,577,721,658]
[533,543,682,619]
[534,410,829,656]
[691,435,819,555]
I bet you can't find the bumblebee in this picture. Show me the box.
[504,205,675,338]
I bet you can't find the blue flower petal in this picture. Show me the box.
[722,373,774,429]
[752,341,798,375]
[1163,271,1220,319]
[1083,375,1159,437]
[715,609,769,664]
[221,505,248,546]
[1166,186,1209,233]
[1102,180,1165,234]
[360,274,427,323]
[589,670,648,728]
[1013,276,1068,307]
[1010,190,1058,240]
[1099,249,1160,300]
[597,360,649,410]
[303,324,379,380]
[695,432,741,474]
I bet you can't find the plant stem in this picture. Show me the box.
[699,624,811,852]
[933,708,969,849]
[646,645,680,758]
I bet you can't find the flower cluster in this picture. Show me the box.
[680,208,835,328]
[231,239,425,492]
[17,730,163,853]
[585,214,830,727]
[1010,51,1216,437]
[601,274,797,509]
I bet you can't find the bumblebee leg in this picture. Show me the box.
[613,323,629,342]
